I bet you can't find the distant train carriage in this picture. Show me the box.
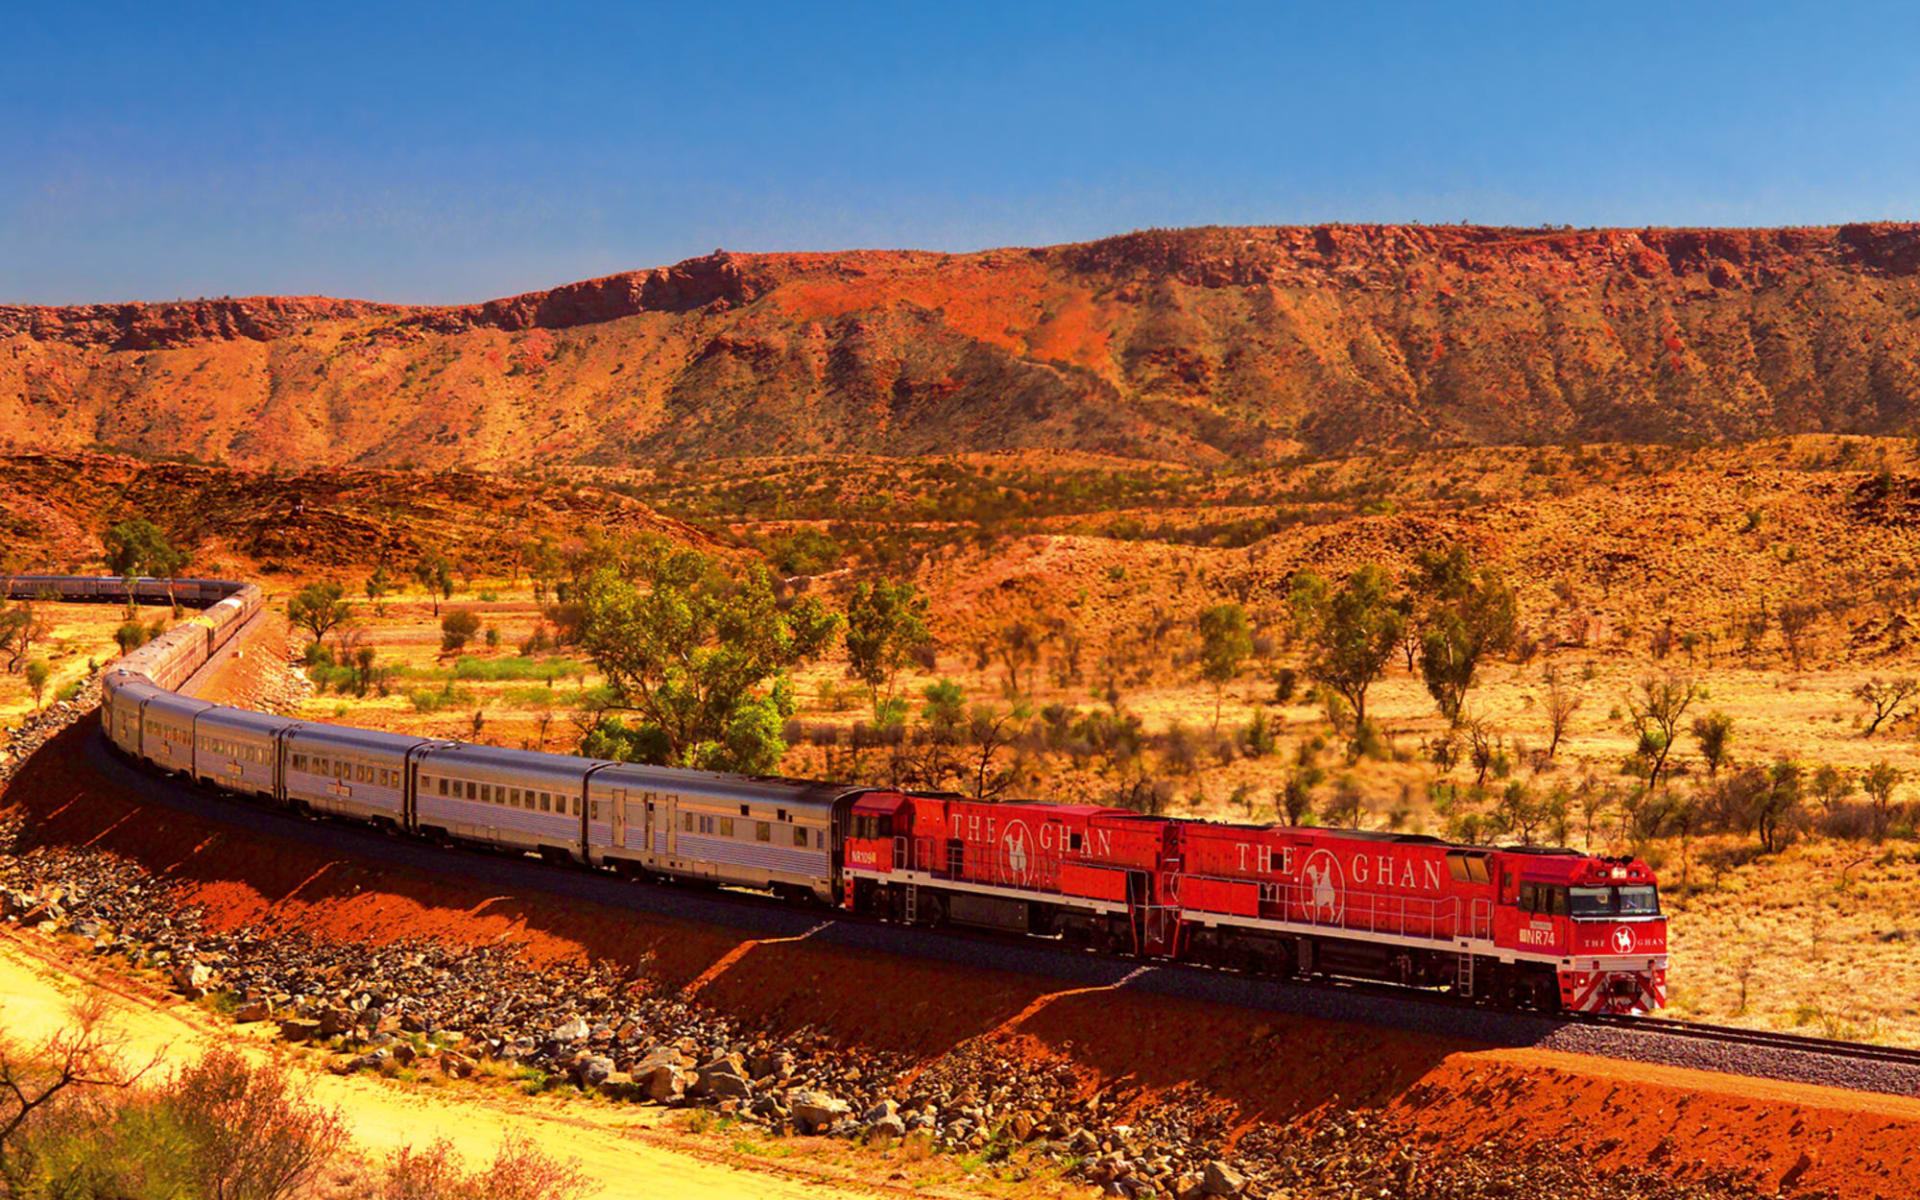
[414,743,590,861]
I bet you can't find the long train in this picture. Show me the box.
[9,575,1667,1015]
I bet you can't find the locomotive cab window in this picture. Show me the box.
[1618,885,1660,916]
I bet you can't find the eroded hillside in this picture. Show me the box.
[5,224,1920,468]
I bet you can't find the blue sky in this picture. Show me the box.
[5,2,1917,304]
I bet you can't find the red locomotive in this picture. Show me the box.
[844,794,1666,1014]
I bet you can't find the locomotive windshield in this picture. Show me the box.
[1569,885,1661,917]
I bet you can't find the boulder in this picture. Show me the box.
[594,1071,637,1100]
[278,1018,322,1043]
[571,1054,616,1089]
[644,1063,689,1104]
[172,961,213,998]
[868,1114,907,1139]
[235,999,272,1023]
[788,1090,850,1133]
[1201,1160,1246,1197]
[550,1015,591,1042]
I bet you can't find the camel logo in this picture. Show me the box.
[1611,926,1636,955]
[1002,821,1035,887]
[1302,850,1344,923]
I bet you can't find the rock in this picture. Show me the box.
[317,1007,352,1037]
[551,1015,591,1042]
[440,1050,476,1079]
[346,1048,391,1073]
[695,1053,748,1098]
[1201,1160,1245,1197]
[862,1099,899,1125]
[789,1090,850,1133]
[68,918,100,938]
[572,1054,616,1089]
[278,1018,321,1043]
[392,1042,417,1067]
[235,999,272,1023]
[1009,1112,1036,1142]
[1070,1128,1100,1154]
[644,1063,689,1104]
[172,960,213,998]
[868,1114,907,1139]
[594,1071,636,1100]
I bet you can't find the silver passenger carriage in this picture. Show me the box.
[414,743,594,861]
[282,724,427,826]
[139,689,214,774]
[193,706,294,800]
[588,765,854,902]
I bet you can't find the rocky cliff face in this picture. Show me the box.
[4,224,1919,468]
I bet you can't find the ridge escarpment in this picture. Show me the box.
[4,223,1920,466]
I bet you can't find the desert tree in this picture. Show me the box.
[573,541,840,774]
[1754,758,1805,853]
[1625,672,1703,792]
[286,581,355,649]
[1690,710,1735,777]
[1853,676,1919,737]
[1406,546,1518,725]
[0,992,162,1173]
[364,564,396,614]
[844,579,931,725]
[994,620,1042,700]
[0,603,46,674]
[1862,760,1903,842]
[1811,763,1854,812]
[1777,600,1820,670]
[1195,602,1252,733]
[1288,564,1404,748]
[23,659,49,711]
[413,552,454,616]
[1543,667,1582,759]
[100,517,189,609]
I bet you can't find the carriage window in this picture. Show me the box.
[719,818,734,838]
[540,792,552,813]
[740,804,750,817]
[682,813,693,832]
[508,788,520,807]
[437,777,448,796]
[793,826,808,848]
[571,796,581,816]
[777,809,788,822]
[480,785,492,804]
[756,822,770,843]
[465,781,477,800]
[1468,859,1491,884]
[1519,883,1538,913]
[1550,887,1569,917]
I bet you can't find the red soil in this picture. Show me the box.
[5,717,1917,1198]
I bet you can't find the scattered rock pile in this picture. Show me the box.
[0,678,100,785]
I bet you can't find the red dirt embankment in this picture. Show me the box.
[5,717,1918,1198]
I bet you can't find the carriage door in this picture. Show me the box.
[642,793,656,855]
[611,788,628,850]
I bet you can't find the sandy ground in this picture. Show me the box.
[0,927,892,1200]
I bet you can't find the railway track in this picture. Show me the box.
[1580,1013,1920,1069]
